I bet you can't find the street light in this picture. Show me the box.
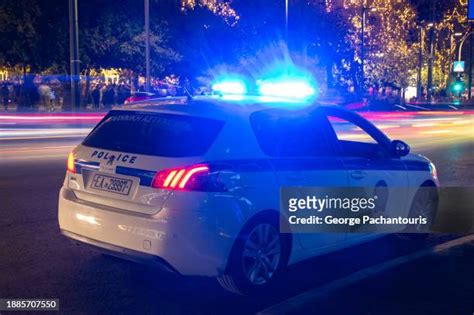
[145,0,151,92]
[457,31,474,62]
[450,32,463,64]
[285,0,289,43]
[456,30,474,99]
[416,24,424,99]
[427,22,435,102]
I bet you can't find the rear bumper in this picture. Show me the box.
[61,229,179,273]
[58,187,236,277]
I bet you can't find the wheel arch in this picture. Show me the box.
[420,179,437,187]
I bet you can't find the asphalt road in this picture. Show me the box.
[0,116,473,314]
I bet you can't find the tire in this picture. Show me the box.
[217,215,290,295]
[397,183,438,239]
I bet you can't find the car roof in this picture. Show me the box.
[112,95,357,121]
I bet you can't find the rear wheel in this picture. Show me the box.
[217,217,289,295]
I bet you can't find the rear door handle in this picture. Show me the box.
[350,171,367,179]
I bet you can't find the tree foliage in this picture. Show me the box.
[0,0,470,94]
[0,0,180,77]
[79,0,180,76]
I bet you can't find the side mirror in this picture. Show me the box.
[390,140,410,157]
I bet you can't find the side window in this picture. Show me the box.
[326,114,388,158]
[328,116,377,144]
[250,110,334,158]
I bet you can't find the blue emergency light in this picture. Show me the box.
[257,78,315,100]
[211,75,317,101]
[212,80,247,95]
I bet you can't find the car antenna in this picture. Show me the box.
[183,86,193,101]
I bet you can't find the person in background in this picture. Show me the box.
[91,84,100,109]
[51,79,63,110]
[38,80,54,111]
[102,84,114,108]
[1,83,9,111]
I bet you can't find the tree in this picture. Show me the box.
[333,0,419,91]
[429,0,468,92]
[0,0,68,72]
[0,0,181,77]
[79,0,180,77]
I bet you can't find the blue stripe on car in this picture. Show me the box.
[74,158,430,188]
[75,160,100,174]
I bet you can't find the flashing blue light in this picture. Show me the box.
[257,79,316,100]
[212,80,247,95]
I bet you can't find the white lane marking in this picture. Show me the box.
[406,104,430,111]
[258,234,474,315]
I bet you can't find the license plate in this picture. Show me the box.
[90,174,133,195]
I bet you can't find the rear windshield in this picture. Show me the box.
[82,111,224,157]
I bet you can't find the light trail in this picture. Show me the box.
[0,113,105,121]
[0,128,91,139]
[0,110,472,161]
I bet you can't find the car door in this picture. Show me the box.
[324,108,409,234]
[251,109,347,249]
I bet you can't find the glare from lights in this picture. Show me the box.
[257,79,316,100]
[76,213,100,226]
[212,80,247,95]
[453,82,463,92]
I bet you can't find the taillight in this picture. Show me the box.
[152,164,228,191]
[67,152,76,173]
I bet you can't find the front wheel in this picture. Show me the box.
[217,218,289,295]
[397,184,438,240]
[406,185,439,232]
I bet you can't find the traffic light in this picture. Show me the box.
[451,80,465,94]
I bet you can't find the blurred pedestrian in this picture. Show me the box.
[102,84,115,108]
[38,80,54,112]
[91,85,100,109]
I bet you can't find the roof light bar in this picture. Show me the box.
[257,79,316,99]
[212,80,247,95]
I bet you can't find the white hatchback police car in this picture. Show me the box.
[58,93,438,294]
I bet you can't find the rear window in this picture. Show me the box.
[82,111,224,157]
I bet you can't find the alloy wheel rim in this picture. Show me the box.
[242,223,281,285]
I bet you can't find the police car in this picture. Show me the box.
[58,79,438,294]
